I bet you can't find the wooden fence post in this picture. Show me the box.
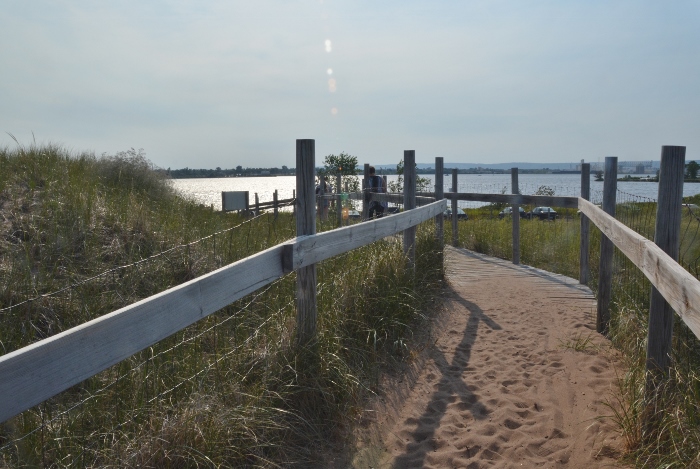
[580,163,591,284]
[296,139,317,345]
[511,168,520,265]
[362,163,370,220]
[292,189,296,217]
[404,150,416,269]
[336,174,342,227]
[452,169,458,247]
[317,175,327,220]
[646,146,686,382]
[273,190,278,219]
[597,156,617,335]
[435,157,444,246]
[255,193,260,215]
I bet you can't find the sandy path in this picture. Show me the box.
[353,248,626,468]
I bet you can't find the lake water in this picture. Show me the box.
[171,174,700,211]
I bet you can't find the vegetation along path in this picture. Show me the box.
[354,246,627,468]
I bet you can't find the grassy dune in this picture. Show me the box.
[0,145,445,467]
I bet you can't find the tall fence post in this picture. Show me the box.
[452,169,458,247]
[435,157,444,246]
[597,156,617,335]
[255,193,260,215]
[295,139,317,345]
[511,168,520,265]
[335,174,342,227]
[318,175,327,220]
[646,146,686,386]
[579,163,591,284]
[273,190,278,219]
[362,163,370,220]
[404,150,416,269]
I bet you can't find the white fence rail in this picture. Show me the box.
[0,199,445,423]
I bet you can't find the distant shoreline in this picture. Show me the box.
[618,176,700,183]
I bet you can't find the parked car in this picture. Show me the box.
[530,206,558,220]
[443,208,468,220]
[498,206,528,219]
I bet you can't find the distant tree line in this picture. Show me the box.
[167,165,294,178]
[166,164,601,179]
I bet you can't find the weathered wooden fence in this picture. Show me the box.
[2,142,696,437]
[0,140,445,423]
[222,190,295,217]
[318,148,700,403]
[436,146,699,432]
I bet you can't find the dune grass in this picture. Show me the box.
[0,145,445,467]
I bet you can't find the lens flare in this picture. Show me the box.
[331,107,338,115]
[327,68,333,75]
[328,78,336,92]
[325,39,332,52]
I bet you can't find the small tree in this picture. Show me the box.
[319,152,360,193]
[686,160,699,180]
[387,159,431,193]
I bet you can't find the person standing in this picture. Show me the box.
[316,177,332,219]
[366,166,386,219]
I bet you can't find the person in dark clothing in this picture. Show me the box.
[316,178,332,219]
[367,166,386,219]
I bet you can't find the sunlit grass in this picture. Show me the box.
[0,145,445,467]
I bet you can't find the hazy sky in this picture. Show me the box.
[2,1,699,169]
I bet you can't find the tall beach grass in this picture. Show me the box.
[0,144,445,467]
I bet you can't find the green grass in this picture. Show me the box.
[559,332,597,353]
[461,206,582,279]
[0,145,445,467]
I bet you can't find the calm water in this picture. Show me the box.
[171,174,700,211]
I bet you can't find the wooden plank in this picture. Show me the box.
[443,192,579,208]
[596,157,617,334]
[295,139,317,344]
[0,245,287,423]
[336,174,342,227]
[435,157,444,246]
[452,170,458,247]
[256,198,295,210]
[578,198,700,340]
[369,193,433,205]
[286,200,446,270]
[580,164,591,284]
[404,151,417,268]
[362,164,370,220]
[511,168,520,265]
[646,146,685,376]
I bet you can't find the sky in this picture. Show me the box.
[2,1,699,169]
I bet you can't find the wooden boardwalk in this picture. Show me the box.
[366,246,624,468]
[446,246,596,306]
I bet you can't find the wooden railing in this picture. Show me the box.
[4,142,695,436]
[430,147,699,434]
[0,141,445,424]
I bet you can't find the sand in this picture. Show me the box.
[352,248,626,468]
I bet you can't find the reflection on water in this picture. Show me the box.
[171,174,700,211]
